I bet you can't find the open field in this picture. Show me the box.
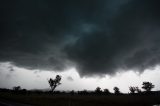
[0,91,160,106]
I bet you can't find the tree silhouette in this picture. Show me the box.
[103,88,110,95]
[95,87,102,94]
[13,86,21,91]
[129,86,136,94]
[135,87,141,93]
[48,75,62,92]
[142,82,154,92]
[113,87,120,94]
[78,90,89,95]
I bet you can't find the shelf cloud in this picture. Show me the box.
[1,0,160,76]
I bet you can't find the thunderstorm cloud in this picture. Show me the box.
[67,76,74,81]
[1,0,160,76]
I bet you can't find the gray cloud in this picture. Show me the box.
[1,0,160,76]
[6,66,15,72]
[8,66,15,72]
[67,76,74,81]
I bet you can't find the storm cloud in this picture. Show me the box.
[67,76,74,81]
[1,0,160,76]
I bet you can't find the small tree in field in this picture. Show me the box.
[129,86,136,94]
[135,87,141,93]
[95,87,102,94]
[13,86,21,91]
[48,75,62,92]
[142,82,154,92]
[113,87,120,94]
[103,88,110,95]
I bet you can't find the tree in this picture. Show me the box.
[129,86,136,94]
[135,87,141,93]
[103,88,110,95]
[13,86,21,91]
[142,82,154,92]
[113,87,120,94]
[48,75,62,92]
[95,87,102,94]
[70,90,75,95]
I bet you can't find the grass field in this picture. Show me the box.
[0,92,160,106]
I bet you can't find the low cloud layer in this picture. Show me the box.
[1,0,160,76]
[67,76,74,81]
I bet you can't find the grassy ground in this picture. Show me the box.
[0,92,160,106]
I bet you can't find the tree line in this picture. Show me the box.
[2,75,156,95]
[47,75,155,95]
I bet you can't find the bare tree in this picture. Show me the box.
[142,82,154,92]
[48,75,62,92]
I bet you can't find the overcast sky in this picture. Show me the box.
[1,0,160,92]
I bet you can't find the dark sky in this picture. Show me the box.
[1,0,160,77]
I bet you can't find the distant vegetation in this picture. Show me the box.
[129,86,136,94]
[3,75,157,95]
[142,82,155,92]
[113,87,120,95]
[48,75,62,92]
[0,75,159,106]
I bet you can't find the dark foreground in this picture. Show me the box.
[0,92,160,106]
[0,99,33,106]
